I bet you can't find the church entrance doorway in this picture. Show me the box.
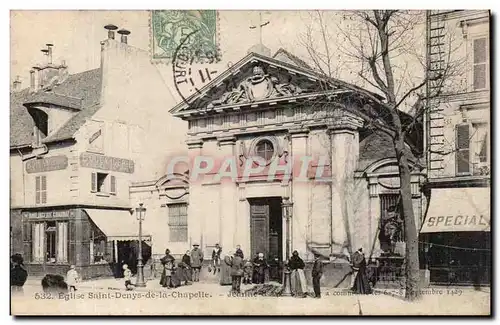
[249,197,283,282]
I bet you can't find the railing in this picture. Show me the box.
[367,264,405,289]
[429,266,490,286]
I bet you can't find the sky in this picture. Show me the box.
[11,11,310,94]
[10,10,429,110]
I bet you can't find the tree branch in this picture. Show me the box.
[394,78,427,109]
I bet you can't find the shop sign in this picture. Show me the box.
[26,155,68,174]
[80,152,134,174]
[423,214,490,232]
[23,210,70,220]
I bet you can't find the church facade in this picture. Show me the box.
[161,49,426,283]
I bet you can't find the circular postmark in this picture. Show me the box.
[172,30,221,106]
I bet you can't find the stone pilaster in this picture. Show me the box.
[186,138,203,248]
[368,177,381,256]
[217,136,238,252]
[328,116,363,256]
[289,127,309,259]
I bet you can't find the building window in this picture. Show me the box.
[168,203,188,242]
[379,194,404,255]
[35,175,47,204]
[90,225,107,264]
[255,139,274,162]
[455,124,471,175]
[30,221,68,263]
[473,37,488,90]
[91,172,116,195]
[30,108,48,147]
[471,123,489,175]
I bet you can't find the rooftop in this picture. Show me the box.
[10,68,102,148]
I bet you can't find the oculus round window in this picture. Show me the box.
[255,139,274,162]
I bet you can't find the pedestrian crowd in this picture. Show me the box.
[11,245,376,298]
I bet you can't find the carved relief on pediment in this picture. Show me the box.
[207,65,303,108]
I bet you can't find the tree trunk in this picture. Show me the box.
[395,138,421,301]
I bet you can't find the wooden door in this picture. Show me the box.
[250,201,269,260]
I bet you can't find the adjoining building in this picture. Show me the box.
[10,26,187,278]
[421,10,490,285]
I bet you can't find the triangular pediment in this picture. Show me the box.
[170,52,337,117]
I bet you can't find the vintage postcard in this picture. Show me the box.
[9,9,491,316]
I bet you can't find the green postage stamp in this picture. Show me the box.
[150,10,220,63]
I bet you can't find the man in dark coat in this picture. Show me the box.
[190,244,204,282]
[211,243,222,274]
[11,254,28,295]
[230,250,244,293]
[312,253,324,298]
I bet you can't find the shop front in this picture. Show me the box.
[16,207,151,279]
[420,187,490,286]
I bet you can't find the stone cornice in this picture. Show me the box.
[186,138,203,149]
[217,135,237,146]
[289,127,309,138]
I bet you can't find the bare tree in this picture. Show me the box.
[297,10,464,301]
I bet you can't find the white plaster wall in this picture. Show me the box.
[96,38,188,183]
[10,153,25,207]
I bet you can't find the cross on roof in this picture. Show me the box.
[249,12,270,45]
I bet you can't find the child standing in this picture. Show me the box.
[66,265,79,292]
[243,259,253,285]
[123,264,133,291]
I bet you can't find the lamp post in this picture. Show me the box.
[135,203,147,287]
[281,197,293,296]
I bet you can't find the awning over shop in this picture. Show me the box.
[84,209,152,242]
[420,187,490,233]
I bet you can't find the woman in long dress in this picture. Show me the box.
[159,249,175,288]
[220,254,233,285]
[289,250,307,297]
[352,252,372,294]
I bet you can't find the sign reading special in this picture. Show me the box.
[422,214,490,233]
[80,152,134,174]
[26,155,69,174]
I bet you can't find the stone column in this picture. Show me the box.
[289,127,309,260]
[187,139,203,248]
[218,136,238,253]
[368,177,381,256]
[329,116,363,256]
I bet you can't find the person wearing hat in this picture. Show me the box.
[190,243,204,282]
[10,253,28,295]
[160,249,175,288]
[66,265,80,292]
[312,252,324,298]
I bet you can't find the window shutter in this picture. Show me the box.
[473,38,487,90]
[91,172,97,192]
[41,176,47,203]
[110,175,116,195]
[456,124,471,173]
[22,222,32,262]
[35,176,40,204]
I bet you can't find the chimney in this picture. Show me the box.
[12,75,21,92]
[41,48,49,65]
[117,29,131,44]
[29,69,36,92]
[104,24,118,40]
[46,43,53,65]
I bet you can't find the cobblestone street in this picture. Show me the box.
[11,276,490,316]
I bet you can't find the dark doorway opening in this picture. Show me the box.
[116,240,151,277]
[249,197,283,282]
